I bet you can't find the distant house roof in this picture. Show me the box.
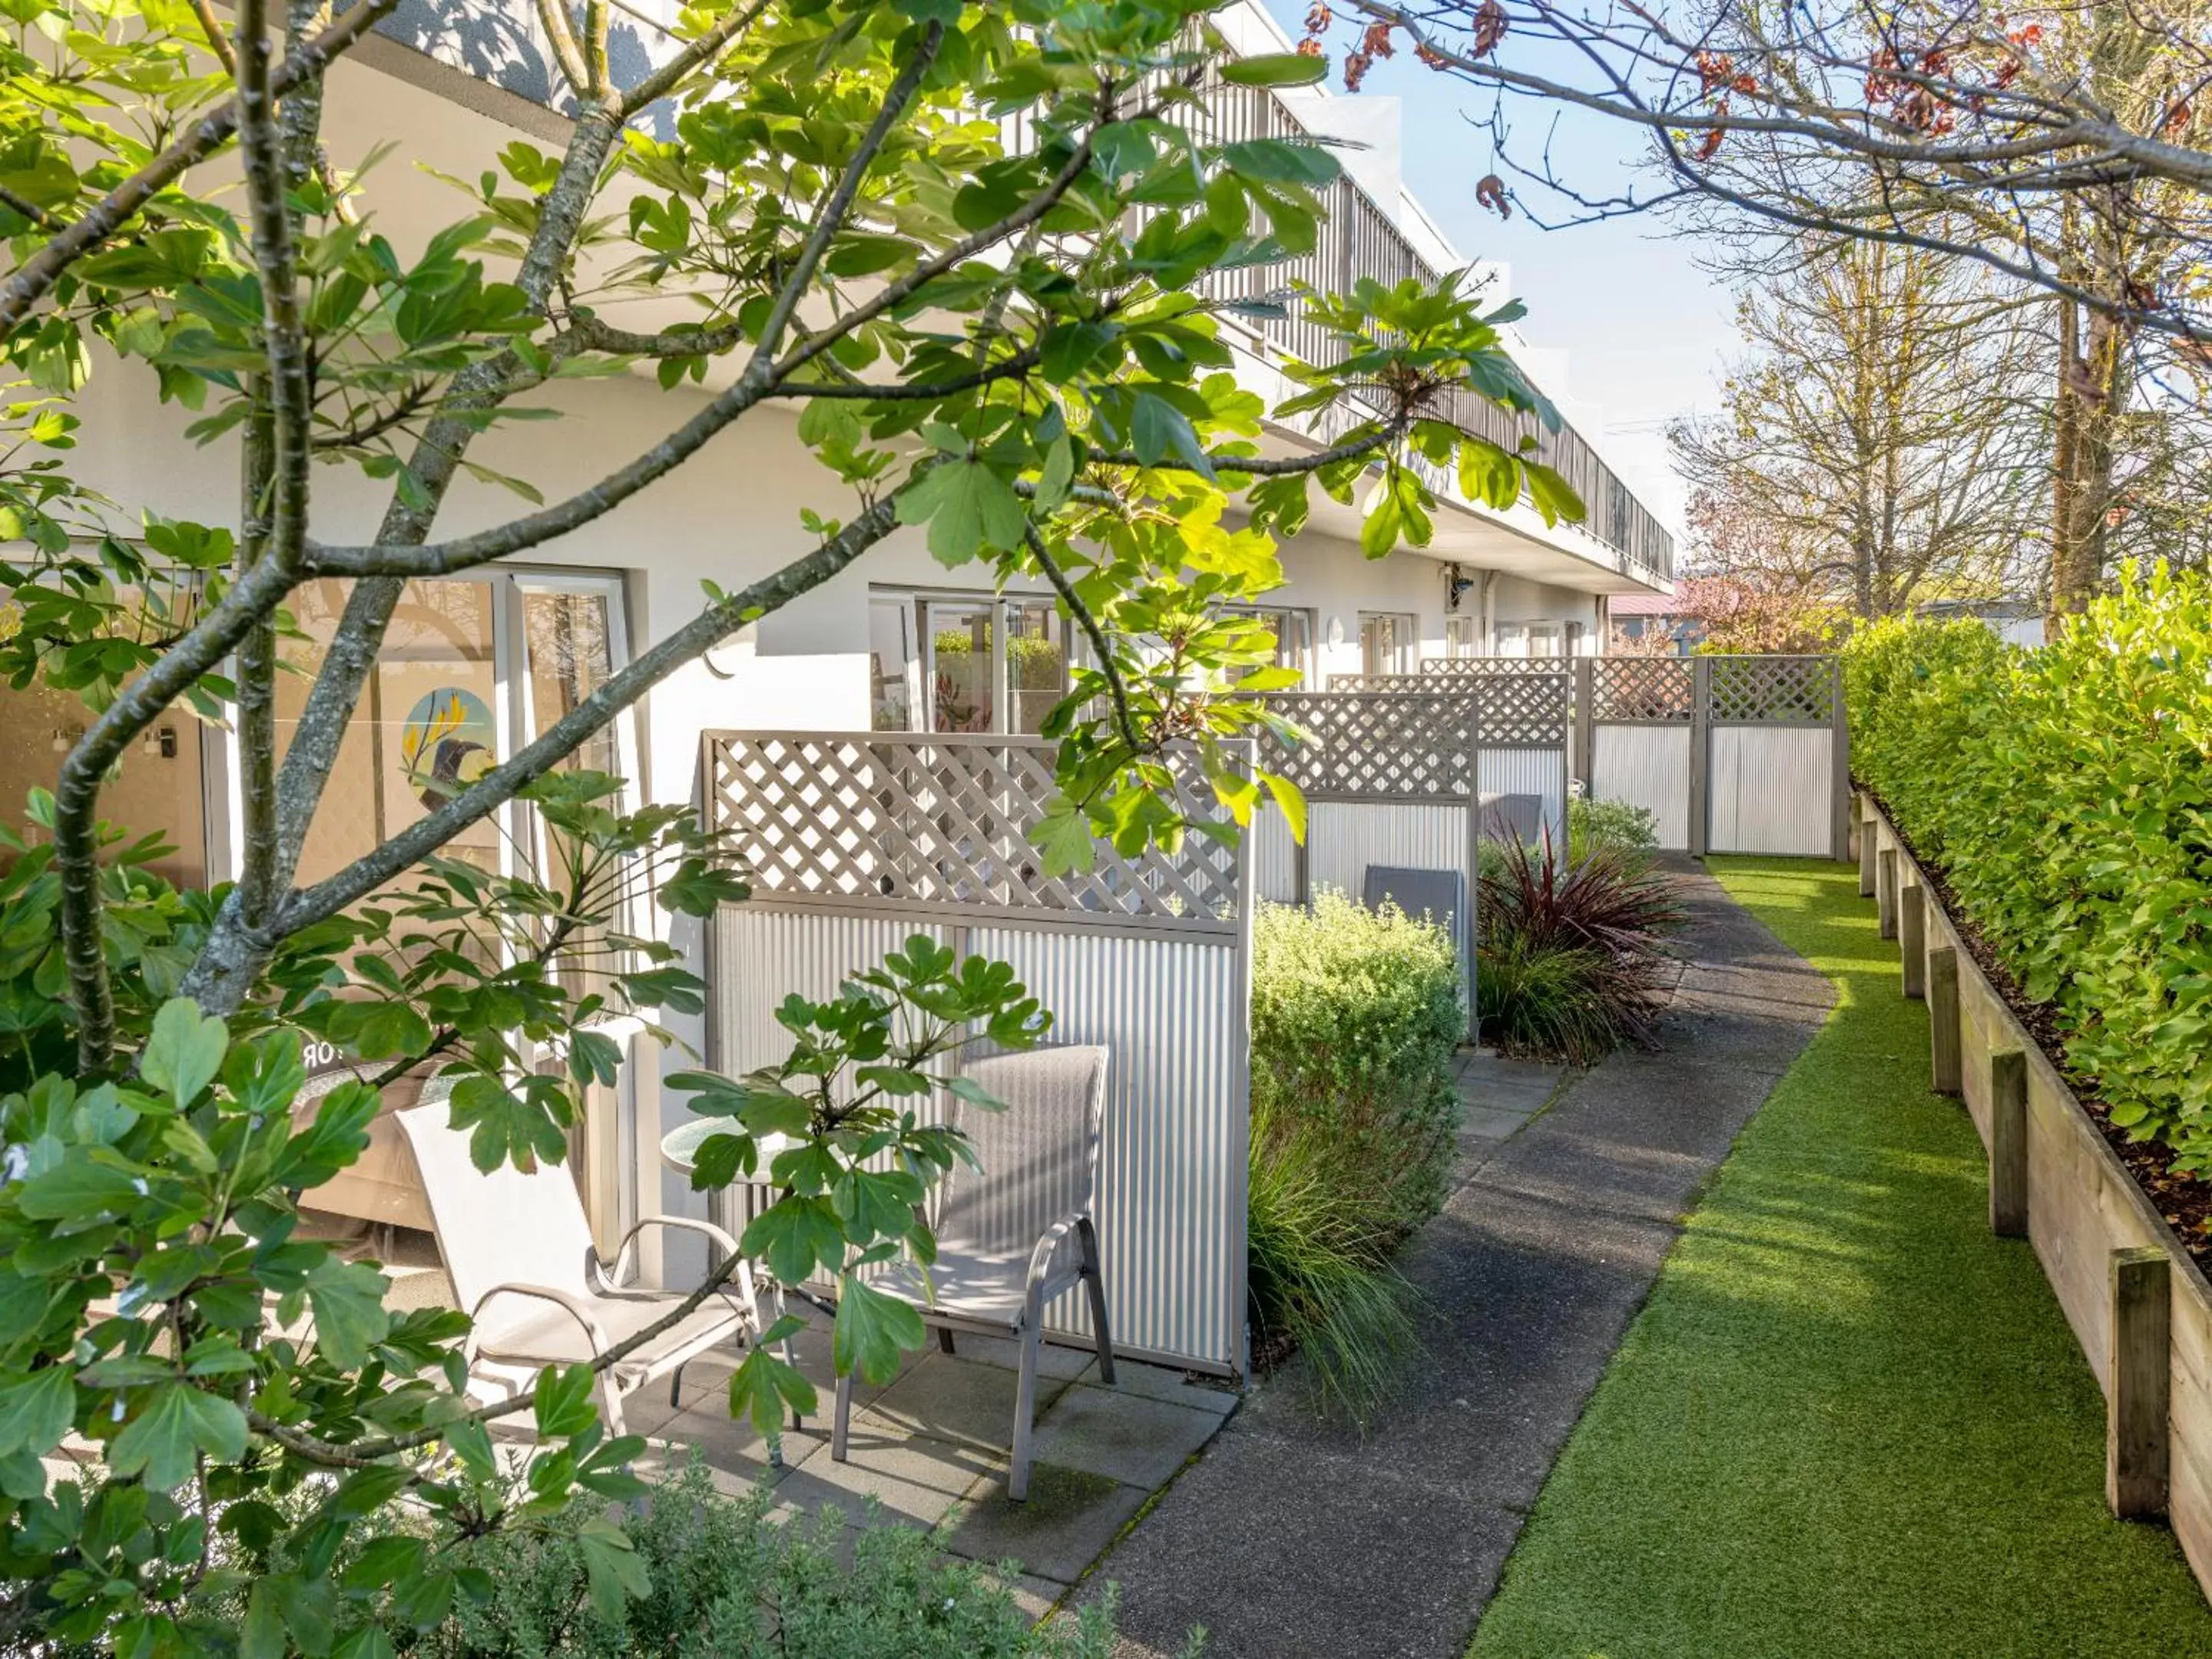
[1609,592,1692,618]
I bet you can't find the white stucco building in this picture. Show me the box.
[6,0,1674,1256]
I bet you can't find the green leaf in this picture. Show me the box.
[1030,806,1099,876]
[824,234,916,278]
[110,1383,247,1492]
[0,1366,75,1459]
[14,1158,144,1220]
[740,1196,846,1286]
[142,997,228,1108]
[1359,486,1403,557]
[1130,393,1213,478]
[1260,770,1309,845]
[895,459,1027,566]
[1522,459,1586,527]
[304,1257,392,1369]
[1222,52,1330,88]
[725,1343,819,1437]
[578,1516,651,1621]
[1222,138,1339,187]
[834,1272,928,1385]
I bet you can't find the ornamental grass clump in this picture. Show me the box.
[1478,835,1683,1065]
[1247,894,1462,1417]
[1844,565,2212,1169]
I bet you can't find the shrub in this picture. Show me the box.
[1478,836,1681,1063]
[1843,567,2212,1167]
[1479,933,1649,1068]
[1568,796,1659,863]
[1250,892,1464,1243]
[183,1459,1129,1657]
[1246,894,1462,1416]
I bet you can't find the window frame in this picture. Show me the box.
[1358,610,1417,677]
[868,583,1073,733]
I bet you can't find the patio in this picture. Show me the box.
[522,1048,1563,1626]
[615,1326,1237,1616]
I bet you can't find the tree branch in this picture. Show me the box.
[1024,525,1141,753]
[0,0,396,336]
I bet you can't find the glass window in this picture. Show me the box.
[279,574,631,889]
[1493,621,1529,658]
[280,578,502,886]
[1359,611,1415,677]
[1444,614,1479,658]
[870,589,1071,733]
[521,584,621,771]
[1005,601,1067,735]
[927,601,996,733]
[1527,623,1565,658]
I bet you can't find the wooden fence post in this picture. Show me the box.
[1928,945,1962,1094]
[1830,662,1851,862]
[1573,656,1595,796]
[1899,881,1926,998]
[2108,1244,2172,1520]
[1688,656,1711,856]
[1877,848,1898,939]
[1858,796,1878,898]
[1989,1048,2028,1237]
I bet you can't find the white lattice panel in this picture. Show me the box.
[707,734,1240,929]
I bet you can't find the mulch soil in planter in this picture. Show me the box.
[1867,792,2212,1274]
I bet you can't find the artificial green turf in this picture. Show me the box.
[1470,856,2212,1659]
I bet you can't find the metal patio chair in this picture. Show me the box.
[830,1043,1114,1502]
[399,1103,766,1439]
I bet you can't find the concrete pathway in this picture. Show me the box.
[1077,856,1836,1657]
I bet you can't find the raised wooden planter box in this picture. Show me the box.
[1855,793,2212,1595]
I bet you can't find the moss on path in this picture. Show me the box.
[1472,856,2212,1659]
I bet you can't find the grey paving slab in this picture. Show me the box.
[859,1350,1080,1455]
[944,1462,1150,1584]
[1072,1356,1241,1416]
[1028,1383,1223,1489]
[1452,1053,1565,1114]
[1080,858,1833,1659]
[774,1426,997,1532]
[938,1329,1101,1381]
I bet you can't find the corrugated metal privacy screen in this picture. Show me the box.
[701,732,1254,1375]
[1581,654,1848,858]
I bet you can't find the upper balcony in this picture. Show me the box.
[359,0,1673,590]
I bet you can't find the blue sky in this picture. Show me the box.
[1257,3,1742,534]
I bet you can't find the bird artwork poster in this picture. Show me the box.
[396,687,497,811]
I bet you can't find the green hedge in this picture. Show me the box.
[1843,565,2212,1167]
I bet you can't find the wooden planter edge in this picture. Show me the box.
[1853,790,2212,1594]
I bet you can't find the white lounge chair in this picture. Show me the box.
[830,1044,1114,1502]
[399,1102,765,1438]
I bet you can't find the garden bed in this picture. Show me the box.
[1863,790,2212,1268]
[1858,791,2212,1598]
